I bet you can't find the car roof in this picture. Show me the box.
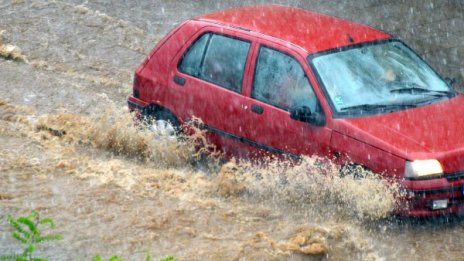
[196,5,391,54]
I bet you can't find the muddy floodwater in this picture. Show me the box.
[1,1,464,260]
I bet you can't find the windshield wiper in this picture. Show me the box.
[389,83,454,97]
[340,103,417,112]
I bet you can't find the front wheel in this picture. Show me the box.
[339,163,369,179]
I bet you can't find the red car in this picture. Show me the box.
[128,5,463,216]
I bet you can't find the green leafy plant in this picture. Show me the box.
[0,211,63,261]
[91,256,123,261]
[141,252,175,261]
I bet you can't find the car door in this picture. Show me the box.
[240,44,332,158]
[168,28,256,155]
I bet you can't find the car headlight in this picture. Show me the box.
[404,159,443,179]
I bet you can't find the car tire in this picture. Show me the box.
[142,107,181,139]
[339,163,366,179]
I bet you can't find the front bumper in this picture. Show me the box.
[399,174,464,216]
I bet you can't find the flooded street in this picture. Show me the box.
[1,1,464,260]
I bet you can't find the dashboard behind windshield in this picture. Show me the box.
[309,40,452,117]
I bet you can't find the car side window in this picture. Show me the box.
[178,33,250,93]
[178,33,210,77]
[252,46,317,112]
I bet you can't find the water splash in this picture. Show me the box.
[216,157,401,220]
[0,100,399,259]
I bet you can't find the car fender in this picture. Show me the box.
[330,131,405,179]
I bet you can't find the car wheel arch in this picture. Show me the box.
[142,104,181,126]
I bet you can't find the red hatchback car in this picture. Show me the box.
[128,5,464,216]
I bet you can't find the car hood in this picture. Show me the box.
[333,95,464,160]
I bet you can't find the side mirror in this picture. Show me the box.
[290,106,325,126]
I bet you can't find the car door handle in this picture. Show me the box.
[173,75,186,86]
[251,104,264,114]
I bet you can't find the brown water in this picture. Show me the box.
[2,1,464,261]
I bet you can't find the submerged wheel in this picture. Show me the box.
[339,163,367,179]
[143,108,181,139]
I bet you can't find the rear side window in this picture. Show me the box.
[178,33,209,76]
[178,33,250,93]
[252,46,317,111]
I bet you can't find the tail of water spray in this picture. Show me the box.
[32,106,221,168]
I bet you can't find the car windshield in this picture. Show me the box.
[310,40,453,116]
